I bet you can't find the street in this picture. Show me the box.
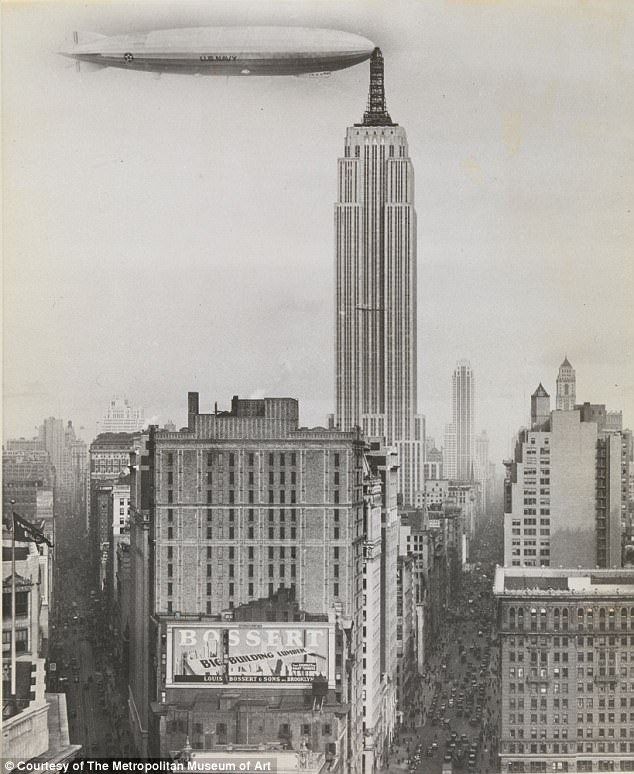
[384,515,503,774]
[47,513,133,757]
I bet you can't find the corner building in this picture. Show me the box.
[494,567,634,774]
[128,394,390,774]
[335,49,423,505]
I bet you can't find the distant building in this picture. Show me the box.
[556,356,576,411]
[37,419,86,520]
[494,566,634,774]
[452,360,476,482]
[474,430,490,514]
[443,424,457,481]
[98,396,145,435]
[423,445,443,481]
[606,411,623,432]
[88,431,141,534]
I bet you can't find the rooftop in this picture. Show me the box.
[494,566,634,596]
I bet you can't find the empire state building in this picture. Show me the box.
[335,48,423,504]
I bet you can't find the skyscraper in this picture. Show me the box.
[98,396,145,434]
[451,360,475,482]
[334,48,423,505]
[556,356,576,410]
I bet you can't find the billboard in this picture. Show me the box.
[166,623,335,688]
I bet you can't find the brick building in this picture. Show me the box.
[128,394,398,774]
[494,566,634,773]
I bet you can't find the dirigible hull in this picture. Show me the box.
[60,26,375,75]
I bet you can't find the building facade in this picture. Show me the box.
[451,360,476,482]
[556,357,576,411]
[504,389,623,570]
[494,566,634,774]
[334,48,423,506]
[98,396,146,435]
[128,393,398,774]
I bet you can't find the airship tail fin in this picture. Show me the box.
[73,30,108,46]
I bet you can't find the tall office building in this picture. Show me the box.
[334,48,423,505]
[556,356,576,411]
[37,418,86,519]
[495,566,634,774]
[447,360,475,482]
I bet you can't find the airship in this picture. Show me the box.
[60,26,375,76]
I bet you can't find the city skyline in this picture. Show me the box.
[3,0,634,467]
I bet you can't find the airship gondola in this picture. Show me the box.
[60,26,375,76]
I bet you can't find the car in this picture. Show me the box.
[425,747,434,758]
[443,753,453,763]
[431,741,438,751]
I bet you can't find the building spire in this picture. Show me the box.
[362,48,394,126]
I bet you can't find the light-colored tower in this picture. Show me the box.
[98,396,145,434]
[452,360,475,481]
[335,48,423,504]
[556,356,576,410]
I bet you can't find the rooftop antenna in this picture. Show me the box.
[362,48,395,127]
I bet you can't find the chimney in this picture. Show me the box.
[187,392,199,429]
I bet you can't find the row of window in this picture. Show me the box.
[506,754,634,771]
[164,582,299,612]
[166,451,341,468]
[506,606,634,631]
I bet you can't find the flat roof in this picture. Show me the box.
[494,566,634,596]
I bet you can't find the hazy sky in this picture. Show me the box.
[3,0,633,464]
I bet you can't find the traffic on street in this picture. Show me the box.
[384,515,503,774]
[47,514,133,757]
